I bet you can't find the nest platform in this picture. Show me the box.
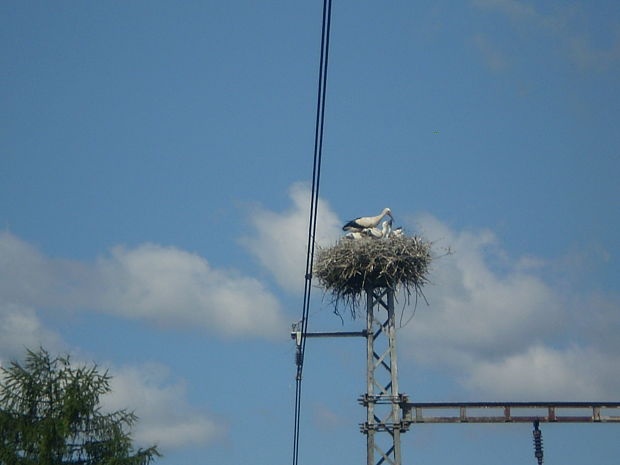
[314,234,432,317]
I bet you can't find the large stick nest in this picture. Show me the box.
[314,234,432,318]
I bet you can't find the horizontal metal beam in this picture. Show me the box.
[406,401,620,408]
[290,330,367,339]
[402,402,620,424]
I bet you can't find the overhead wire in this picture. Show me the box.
[292,1,333,464]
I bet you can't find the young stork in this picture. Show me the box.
[342,207,393,232]
[344,231,365,240]
[365,219,392,239]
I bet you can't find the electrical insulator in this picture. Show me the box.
[532,421,544,465]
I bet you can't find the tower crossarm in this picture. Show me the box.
[401,401,620,424]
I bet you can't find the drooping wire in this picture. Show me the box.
[292,1,333,465]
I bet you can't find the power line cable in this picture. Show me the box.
[292,1,333,464]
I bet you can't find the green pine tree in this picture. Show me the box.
[0,347,160,465]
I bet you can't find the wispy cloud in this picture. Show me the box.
[569,32,620,71]
[473,0,539,23]
[104,363,225,450]
[0,231,287,340]
[399,214,620,399]
[471,0,620,71]
[472,33,511,72]
[241,182,342,294]
[312,402,347,431]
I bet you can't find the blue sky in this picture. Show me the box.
[1,1,619,464]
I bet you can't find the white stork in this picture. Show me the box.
[342,207,393,232]
[365,220,392,239]
[391,227,404,237]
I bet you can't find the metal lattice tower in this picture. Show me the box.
[360,287,406,465]
[291,287,620,465]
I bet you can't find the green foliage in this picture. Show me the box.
[0,348,160,465]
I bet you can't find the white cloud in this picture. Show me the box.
[0,233,67,362]
[403,214,563,362]
[0,232,55,307]
[92,244,287,338]
[0,231,287,340]
[103,363,224,450]
[0,303,65,365]
[464,345,620,400]
[241,183,342,293]
[398,214,620,399]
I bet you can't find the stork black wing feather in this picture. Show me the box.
[342,219,363,231]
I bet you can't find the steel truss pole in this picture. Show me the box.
[361,287,405,465]
[291,298,620,465]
